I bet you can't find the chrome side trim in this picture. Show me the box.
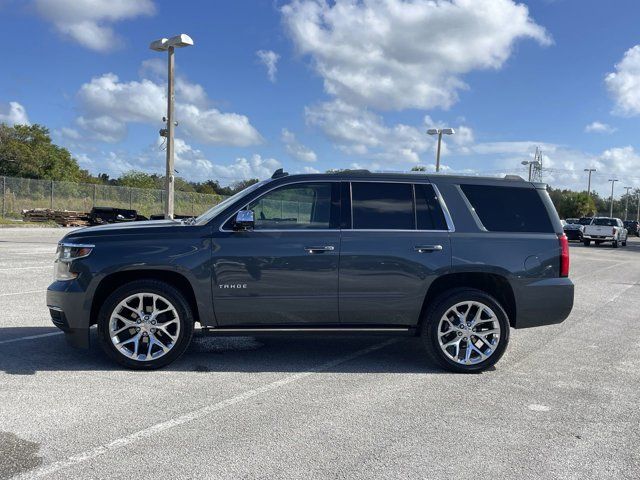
[219,179,456,233]
[201,327,411,333]
[431,184,456,233]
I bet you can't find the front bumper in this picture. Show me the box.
[46,281,91,348]
[513,277,574,329]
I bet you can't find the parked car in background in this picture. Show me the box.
[583,217,628,247]
[563,218,584,242]
[89,207,146,225]
[623,220,639,237]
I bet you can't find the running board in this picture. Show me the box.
[198,326,415,337]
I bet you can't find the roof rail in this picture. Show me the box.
[271,168,289,179]
[327,169,371,175]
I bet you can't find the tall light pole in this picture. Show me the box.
[521,160,541,181]
[584,168,596,196]
[637,192,640,222]
[150,34,194,219]
[427,128,455,173]
[608,179,618,217]
[623,186,632,220]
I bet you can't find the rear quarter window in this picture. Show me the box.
[460,184,554,233]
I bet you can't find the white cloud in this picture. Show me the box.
[0,101,29,125]
[209,154,282,184]
[256,50,280,82]
[606,45,640,116]
[305,100,431,164]
[74,71,263,146]
[584,121,615,134]
[34,0,155,52]
[282,0,550,110]
[281,128,317,162]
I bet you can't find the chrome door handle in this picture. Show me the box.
[304,246,335,253]
[414,245,443,253]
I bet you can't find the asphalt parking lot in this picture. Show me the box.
[1,228,639,479]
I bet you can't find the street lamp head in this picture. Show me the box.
[149,37,169,51]
[521,160,529,165]
[441,128,455,135]
[167,34,194,48]
[426,129,439,135]
[149,34,194,52]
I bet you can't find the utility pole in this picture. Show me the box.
[637,192,640,222]
[608,179,618,217]
[623,186,632,220]
[426,128,455,172]
[164,45,175,219]
[150,34,194,219]
[584,168,596,196]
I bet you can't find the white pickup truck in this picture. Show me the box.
[583,217,628,248]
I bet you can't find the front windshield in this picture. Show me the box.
[195,180,269,225]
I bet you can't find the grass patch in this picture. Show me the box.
[0,217,58,228]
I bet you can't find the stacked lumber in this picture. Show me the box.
[22,209,90,227]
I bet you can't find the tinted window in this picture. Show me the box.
[593,218,616,227]
[352,182,414,229]
[246,183,333,230]
[460,184,554,233]
[415,184,448,230]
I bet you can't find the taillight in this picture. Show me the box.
[612,227,616,236]
[559,234,569,277]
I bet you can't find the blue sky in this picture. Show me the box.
[1,0,640,196]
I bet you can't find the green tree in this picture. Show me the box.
[116,171,162,189]
[548,188,596,218]
[0,123,89,181]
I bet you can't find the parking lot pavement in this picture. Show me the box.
[0,229,639,480]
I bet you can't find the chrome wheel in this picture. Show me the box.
[437,301,501,365]
[109,293,181,362]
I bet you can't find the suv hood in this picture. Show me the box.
[70,219,183,235]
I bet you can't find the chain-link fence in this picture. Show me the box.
[0,176,225,219]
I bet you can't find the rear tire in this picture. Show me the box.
[420,288,510,373]
[97,280,194,370]
[583,240,590,246]
[612,240,619,248]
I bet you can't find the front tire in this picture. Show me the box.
[97,280,194,369]
[420,289,510,373]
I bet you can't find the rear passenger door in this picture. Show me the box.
[339,181,452,326]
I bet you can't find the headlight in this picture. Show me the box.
[54,243,94,281]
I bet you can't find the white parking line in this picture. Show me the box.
[0,331,63,345]
[0,289,47,297]
[19,338,399,479]
[0,265,50,272]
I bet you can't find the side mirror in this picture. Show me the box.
[234,210,254,231]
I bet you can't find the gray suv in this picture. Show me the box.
[47,170,574,373]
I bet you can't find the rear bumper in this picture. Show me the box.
[46,281,91,348]
[583,235,614,241]
[513,277,574,329]
[564,230,582,240]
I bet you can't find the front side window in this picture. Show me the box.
[245,182,334,230]
[351,182,414,229]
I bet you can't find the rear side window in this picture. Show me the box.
[460,184,554,233]
[415,184,448,230]
[351,182,414,229]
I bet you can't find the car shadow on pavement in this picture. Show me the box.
[0,327,455,375]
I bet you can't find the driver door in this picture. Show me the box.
[211,181,341,326]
